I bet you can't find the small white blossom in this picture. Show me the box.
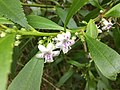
[14,40,21,46]
[36,43,60,63]
[55,31,75,54]
[0,32,6,37]
[16,34,21,40]
[101,18,113,30]
[98,29,102,33]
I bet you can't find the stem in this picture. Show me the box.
[0,25,8,29]
[42,77,60,90]
[21,3,55,8]
[17,30,58,36]
[83,42,87,53]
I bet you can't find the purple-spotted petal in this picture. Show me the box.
[65,31,71,39]
[69,40,75,46]
[44,54,53,63]
[62,46,69,54]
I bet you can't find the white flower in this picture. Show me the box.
[101,18,113,30]
[55,31,75,54]
[36,43,60,63]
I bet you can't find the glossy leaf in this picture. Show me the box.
[85,35,120,80]
[85,80,96,90]
[56,7,77,29]
[56,68,74,87]
[85,71,96,90]
[27,15,64,30]
[113,26,120,51]
[84,8,100,22]
[0,0,30,29]
[68,60,85,68]
[86,19,98,38]
[105,3,120,17]
[8,57,44,90]
[64,0,89,28]
[89,0,103,9]
[96,66,112,90]
[0,34,15,90]
[0,16,13,24]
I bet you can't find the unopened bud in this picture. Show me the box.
[14,40,21,46]
[75,32,78,36]
[72,36,76,40]
[16,34,21,40]
[0,32,6,37]
[43,37,47,39]
[38,40,43,44]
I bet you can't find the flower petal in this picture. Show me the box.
[69,40,75,46]
[52,51,60,56]
[57,34,64,41]
[56,42,63,48]
[38,44,47,53]
[45,59,54,63]
[36,53,44,58]
[62,46,69,54]
[47,43,54,51]
[65,31,71,39]
[44,54,54,63]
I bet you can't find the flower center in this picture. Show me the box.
[44,53,52,60]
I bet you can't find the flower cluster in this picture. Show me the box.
[97,18,113,33]
[36,31,75,63]
[101,18,113,30]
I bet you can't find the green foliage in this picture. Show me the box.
[56,7,77,29]
[27,15,64,30]
[89,0,103,9]
[86,19,98,38]
[85,35,120,80]
[0,16,13,24]
[0,34,15,90]
[64,0,89,28]
[0,0,120,90]
[105,3,120,17]
[8,57,44,90]
[85,71,96,90]
[0,0,30,29]
[56,68,74,87]
[113,26,120,51]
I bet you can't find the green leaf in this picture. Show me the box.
[89,0,103,9]
[27,15,64,30]
[113,26,120,51]
[68,60,85,68]
[56,68,74,87]
[56,7,77,29]
[84,8,100,22]
[85,35,120,80]
[85,71,96,90]
[86,19,98,38]
[0,16,13,24]
[105,3,120,17]
[8,57,44,90]
[0,34,15,90]
[0,0,30,29]
[96,66,112,90]
[85,80,96,90]
[64,0,89,28]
